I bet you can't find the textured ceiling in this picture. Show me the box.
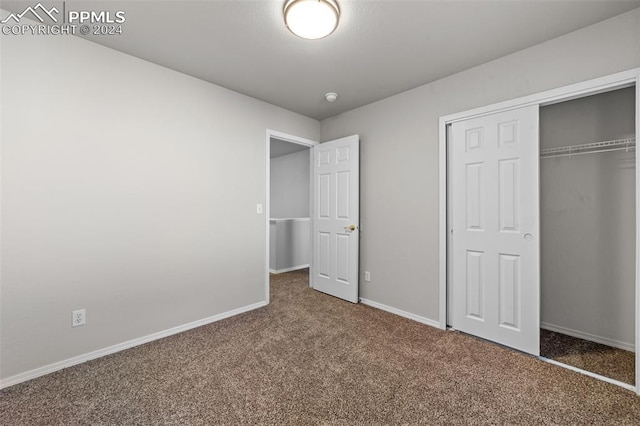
[3,1,639,120]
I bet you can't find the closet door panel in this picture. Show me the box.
[498,159,520,233]
[451,104,539,356]
[498,253,521,331]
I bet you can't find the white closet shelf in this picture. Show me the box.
[540,137,636,159]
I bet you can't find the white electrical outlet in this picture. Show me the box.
[364,271,371,282]
[72,309,86,327]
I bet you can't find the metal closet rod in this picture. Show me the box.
[540,137,636,159]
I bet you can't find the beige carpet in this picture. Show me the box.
[2,268,640,424]
[540,328,635,385]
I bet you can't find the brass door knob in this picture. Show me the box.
[344,225,357,232]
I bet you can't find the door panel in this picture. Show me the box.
[451,105,539,355]
[319,174,331,218]
[466,163,483,230]
[312,135,360,303]
[466,250,484,320]
[499,159,520,232]
[498,253,521,330]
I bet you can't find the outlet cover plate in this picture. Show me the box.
[72,309,86,327]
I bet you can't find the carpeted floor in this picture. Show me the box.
[540,328,635,385]
[2,268,640,424]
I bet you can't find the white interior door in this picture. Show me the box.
[312,135,360,303]
[450,105,540,355]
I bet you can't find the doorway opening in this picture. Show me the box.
[266,131,316,302]
[265,130,361,304]
[538,86,636,386]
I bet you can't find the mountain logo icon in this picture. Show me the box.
[1,3,59,24]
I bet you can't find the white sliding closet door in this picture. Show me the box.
[450,105,540,355]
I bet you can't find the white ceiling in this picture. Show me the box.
[5,1,640,120]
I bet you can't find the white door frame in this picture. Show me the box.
[265,129,318,303]
[438,68,640,393]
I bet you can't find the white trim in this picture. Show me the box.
[265,129,318,300]
[439,68,640,394]
[541,322,635,353]
[268,130,317,147]
[360,298,440,329]
[0,301,268,390]
[269,264,310,274]
[442,69,638,124]
[538,357,636,393]
[438,118,448,330]
[635,78,640,390]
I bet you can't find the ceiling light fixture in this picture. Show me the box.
[325,92,338,102]
[284,0,340,40]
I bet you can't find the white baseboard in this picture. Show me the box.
[541,322,635,352]
[359,298,441,329]
[269,264,310,274]
[0,300,268,389]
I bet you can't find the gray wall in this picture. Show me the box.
[269,219,311,272]
[270,149,310,218]
[540,88,636,348]
[320,9,640,322]
[0,17,319,380]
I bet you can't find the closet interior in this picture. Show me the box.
[539,86,636,385]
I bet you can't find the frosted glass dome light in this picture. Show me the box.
[284,0,340,40]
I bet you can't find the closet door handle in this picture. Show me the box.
[524,233,533,240]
